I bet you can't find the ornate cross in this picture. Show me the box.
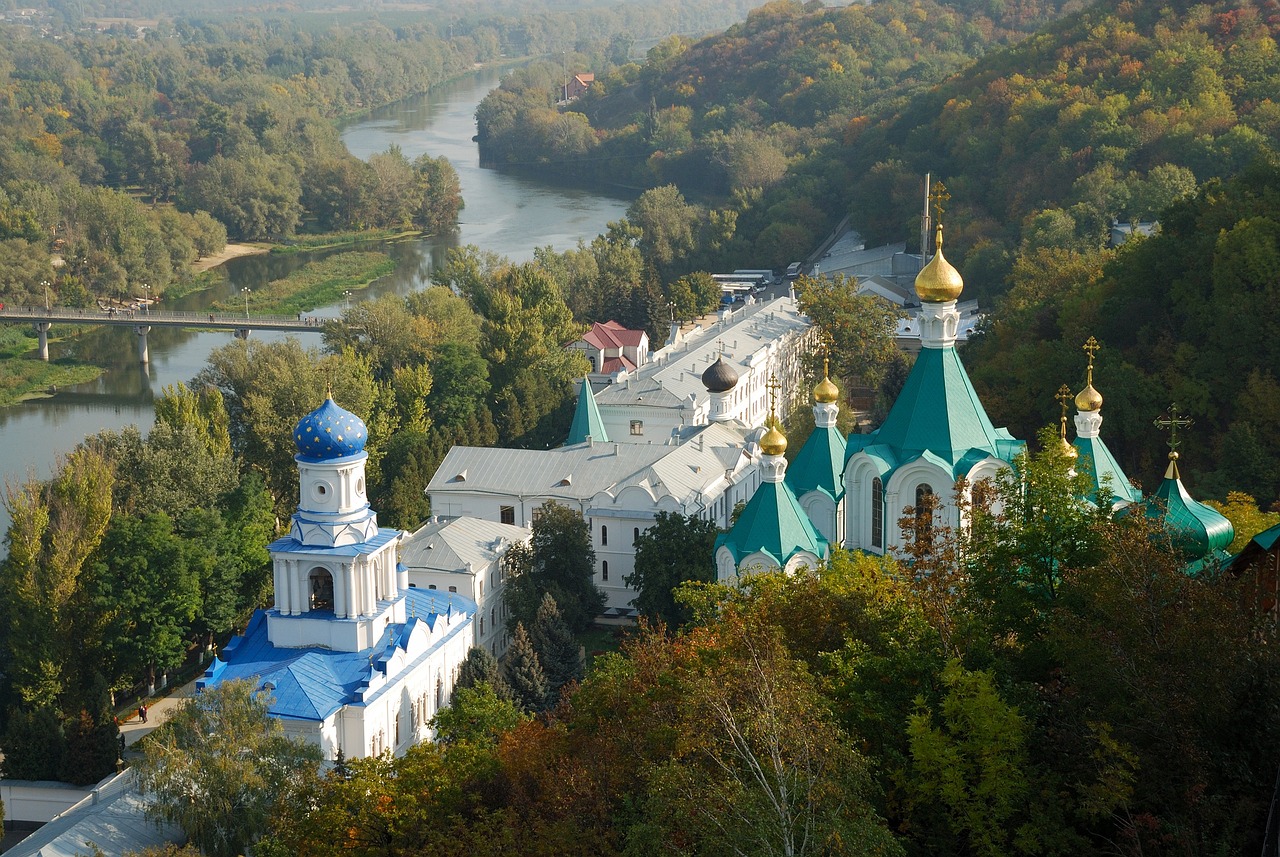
[1056,384,1073,439]
[1082,336,1100,385]
[765,374,782,423]
[1154,403,1194,455]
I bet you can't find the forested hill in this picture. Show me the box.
[476,0,1083,253]
[838,0,1280,272]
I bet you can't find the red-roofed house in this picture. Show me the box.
[566,72,594,100]
[567,320,649,377]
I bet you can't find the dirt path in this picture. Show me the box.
[192,243,269,273]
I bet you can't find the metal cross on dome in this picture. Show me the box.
[766,374,782,423]
[1056,384,1073,437]
[1154,403,1194,456]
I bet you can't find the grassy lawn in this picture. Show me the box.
[271,228,419,254]
[210,250,396,315]
[0,327,102,407]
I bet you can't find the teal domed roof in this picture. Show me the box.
[1142,457,1234,572]
[294,398,367,461]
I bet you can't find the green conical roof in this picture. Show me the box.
[715,479,828,570]
[847,345,1021,479]
[1074,434,1141,506]
[565,377,608,445]
[787,424,846,501]
[1142,460,1234,571]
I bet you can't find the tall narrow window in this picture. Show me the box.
[871,477,883,549]
[915,484,935,540]
[634,527,640,544]
[601,525,608,546]
[602,560,609,581]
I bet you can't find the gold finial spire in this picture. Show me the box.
[1056,384,1078,459]
[913,223,964,303]
[813,335,838,404]
[1154,403,1194,478]
[1075,336,1103,412]
[760,374,787,456]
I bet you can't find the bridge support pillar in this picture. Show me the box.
[135,325,151,364]
[34,322,50,361]
[234,328,251,341]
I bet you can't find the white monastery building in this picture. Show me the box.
[589,296,812,444]
[201,397,474,760]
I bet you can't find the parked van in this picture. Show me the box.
[785,261,803,280]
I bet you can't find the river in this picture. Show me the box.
[0,67,633,539]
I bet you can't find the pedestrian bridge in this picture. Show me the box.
[0,305,330,363]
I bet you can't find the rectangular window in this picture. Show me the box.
[500,505,515,525]
[630,420,643,436]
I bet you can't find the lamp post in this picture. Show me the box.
[241,287,251,319]
[41,280,49,312]
[143,282,150,313]
[343,290,352,312]
[667,300,676,322]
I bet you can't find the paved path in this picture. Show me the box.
[118,679,201,755]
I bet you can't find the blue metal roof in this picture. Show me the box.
[199,589,475,722]
[267,528,400,557]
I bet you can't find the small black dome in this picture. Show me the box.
[702,355,739,393]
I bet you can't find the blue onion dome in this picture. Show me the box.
[294,398,367,461]
[702,355,740,393]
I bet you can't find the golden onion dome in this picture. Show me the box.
[760,424,788,457]
[914,224,964,303]
[814,374,839,404]
[1075,382,1103,412]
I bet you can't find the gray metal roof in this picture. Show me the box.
[427,422,755,509]
[400,517,529,574]
[6,773,183,857]
[594,297,809,409]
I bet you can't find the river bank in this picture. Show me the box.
[192,242,270,273]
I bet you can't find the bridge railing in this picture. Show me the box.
[0,305,314,324]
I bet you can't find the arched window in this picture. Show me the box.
[602,560,609,581]
[871,477,883,549]
[634,527,641,544]
[435,676,444,710]
[601,525,608,546]
[915,484,935,539]
[308,568,334,612]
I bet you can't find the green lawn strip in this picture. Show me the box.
[0,326,106,405]
[210,251,395,315]
[271,228,418,254]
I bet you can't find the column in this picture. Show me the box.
[135,324,151,364]
[34,322,50,361]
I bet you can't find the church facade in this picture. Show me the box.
[201,398,475,760]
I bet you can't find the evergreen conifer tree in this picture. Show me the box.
[455,645,514,701]
[529,593,584,702]
[501,623,548,713]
